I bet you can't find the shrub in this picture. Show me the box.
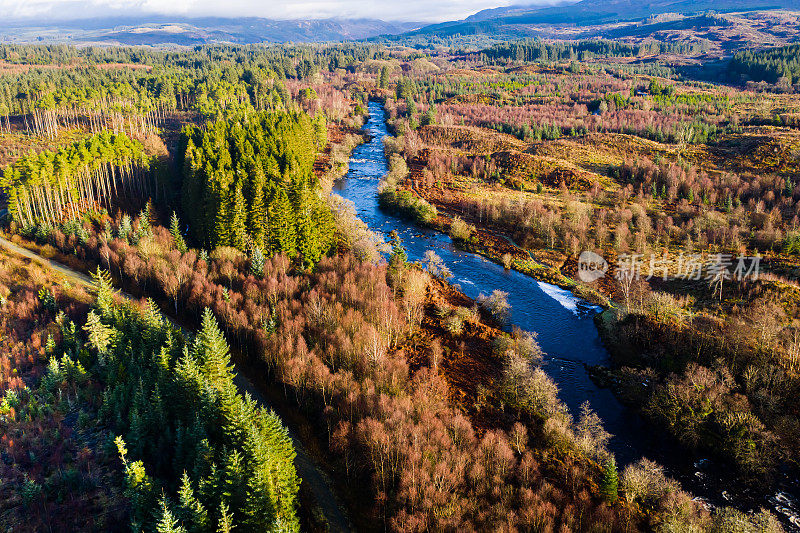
[454,306,477,324]
[444,314,464,336]
[709,507,784,533]
[423,250,451,279]
[39,244,57,259]
[449,216,474,242]
[378,186,438,225]
[621,458,680,509]
[478,290,511,324]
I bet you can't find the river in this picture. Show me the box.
[334,100,647,461]
[332,100,800,529]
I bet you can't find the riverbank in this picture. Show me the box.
[439,212,612,308]
[336,101,645,454]
[374,184,800,531]
[361,100,800,529]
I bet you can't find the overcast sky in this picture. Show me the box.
[0,0,568,23]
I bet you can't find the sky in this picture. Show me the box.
[0,0,566,23]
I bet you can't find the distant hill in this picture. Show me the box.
[461,1,579,22]
[403,0,799,38]
[0,16,422,45]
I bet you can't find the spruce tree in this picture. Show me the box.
[217,503,235,533]
[83,310,114,363]
[231,185,248,251]
[178,108,333,262]
[267,186,296,258]
[193,308,233,390]
[388,230,407,275]
[156,497,187,533]
[378,66,389,88]
[250,245,265,278]
[177,472,208,533]
[213,185,232,248]
[599,457,619,503]
[116,436,158,530]
[91,267,117,319]
[293,186,317,266]
[247,170,266,248]
[222,450,247,517]
[170,211,188,253]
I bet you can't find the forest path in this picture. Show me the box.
[0,233,95,288]
[0,232,353,533]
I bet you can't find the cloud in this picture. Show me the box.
[0,0,558,23]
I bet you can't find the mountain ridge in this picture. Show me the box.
[0,16,423,45]
[402,0,799,38]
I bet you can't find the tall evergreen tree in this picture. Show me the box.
[83,310,115,362]
[177,472,209,533]
[170,211,188,253]
[213,185,232,248]
[231,185,248,251]
[193,308,233,390]
[217,503,235,533]
[156,498,188,533]
[249,245,265,279]
[600,457,619,503]
[246,169,266,248]
[76,292,301,532]
[267,185,296,258]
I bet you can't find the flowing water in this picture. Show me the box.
[335,101,646,459]
[332,101,800,529]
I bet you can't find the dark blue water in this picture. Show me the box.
[333,101,645,463]
[333,100,800,528]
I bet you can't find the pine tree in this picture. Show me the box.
[231,185,248,251]
[378,66,389,89]
[139,202,153,235]
[388,230,407,277]
[217,502,235,533]
[177,472,208,533]
[83,310,114,363]
[250,245,265,278]
[91,268,117,318]
[116,436,157,530]
[192,308,233,391]
[312,115,327,150]
[178,108,333,264]
[599,457,619,503]
[182,139,200,189]
[213,185,232,248]
[293,186,317,266]
[45,334,56,354]
[222,450,247,516]
[170,211,188,253]
[2,131,154,226]
[267,186,296,258]
[156,497,188,533]
[247,170,266,248]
